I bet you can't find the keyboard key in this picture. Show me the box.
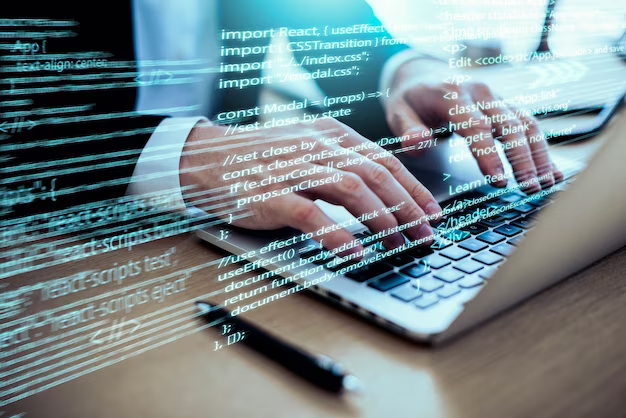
[440,229,471,243]
[480,216,506,228]
[401,263,431,278]
[359,232,384,246]
[453,209,475,218]
[459,238,489,252]
[510,217,534,229]
[491,242,516,257]
[493,224,523,237]
[430,214,446,227]
[454,259,484,274]
[406,246,434,259]
[476,231,506,244]
[461,223,489,235]
[364,242,384,252]
[344,262,393,282]
[500,192,524,203]
[368,273,410,292]
[300,247,325,260]
[524,210,542,221]
[430,235,453,250]
[310,251,336,265]
[326,257,360,272]
[299,245,322,259]
[512,203,535,214]
[414,293,439,309]
[416,276,445,292]
[472,252,503,265]
[437,284,461,298]
[420,254,451,269]
[391,284,423,302]
[499,211,520,220]
[466,190,489,198]
[529,196,551,207]
[354,232,368,241]
[479,268,497,279]
[440,247,470,261]
[508,235,524,246]
[457,276,486,288]
[433,269,465,283]
[383,253,414,268]
[483,199,507,209]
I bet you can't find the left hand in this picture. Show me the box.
[384,58,564,193]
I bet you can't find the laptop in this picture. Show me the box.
[195,113,626,344]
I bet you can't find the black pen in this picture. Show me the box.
[195,301,363,394]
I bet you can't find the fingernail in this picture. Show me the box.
[493,165,508,188]
[417,223,433,242]
[554,169,564,183]
[522,174,541,194]
[539,171,555,188]
[339,242,363,258]
[426,202,442,218]
[385,233,405,249]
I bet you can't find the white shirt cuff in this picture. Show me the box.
[127,116,208,211]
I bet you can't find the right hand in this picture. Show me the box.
[384,59,564,193]
[179,117,441,255]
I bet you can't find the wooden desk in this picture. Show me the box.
[3,112,625,418]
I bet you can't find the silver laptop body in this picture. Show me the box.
[196,115,626,343]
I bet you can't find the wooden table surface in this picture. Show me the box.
[3,112,625,418]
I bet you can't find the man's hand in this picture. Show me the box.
[385,58,564,193]
[180,118,440,255]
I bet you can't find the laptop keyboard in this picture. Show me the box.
[299,186,563,311]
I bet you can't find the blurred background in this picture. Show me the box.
[368,0,625,60]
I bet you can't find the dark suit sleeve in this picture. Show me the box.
[286,0,409,140]
[1,2,166,218]
[217,0,409,141]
